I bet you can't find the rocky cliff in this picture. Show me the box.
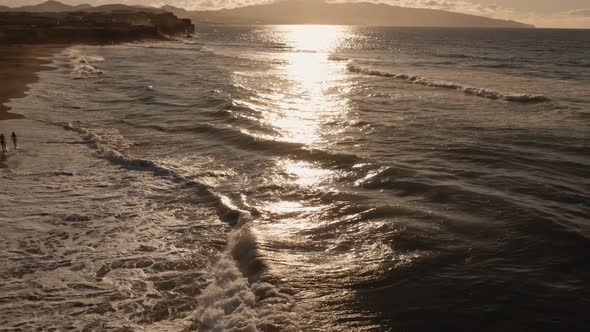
[0,11,194,44]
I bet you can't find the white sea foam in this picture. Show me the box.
[347,63,552,103]
[193,225,298,332]
[122,42,201,52]
[66,49,105,78]
[63,122,254,225]
[62,121,299,330]
[194,256,299,332]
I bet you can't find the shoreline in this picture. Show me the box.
[0,45,63,121]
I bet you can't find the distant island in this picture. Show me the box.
[1,0,534,30]
[165,0,534,28]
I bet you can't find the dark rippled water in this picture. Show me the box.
[2,27,589,331]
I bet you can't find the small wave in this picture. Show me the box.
[347,63,552,103]
[65,49,104,79]
[328,54,350,62]
[472,63,522,69]
[199,46,287,65]
[119,121,360,168]
[435,52,507,62]
[63,123,251,226]
[172,37,202,45]
[503,94,553,102]
[122,42,201,52]
[437,53,471,59]
[292,49,318,54]
[4,170,76,177]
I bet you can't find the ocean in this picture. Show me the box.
[1,26,589,331]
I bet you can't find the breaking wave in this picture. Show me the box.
[347,63,552,103]
[63,122,248,223]
[117,121,361,168]
[122,42,202,52]
[191,227,298,332]
[66,49,104,79]
[328,54,350,61]
[63,122,299,329]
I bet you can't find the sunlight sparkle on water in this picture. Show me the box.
[280,25,346,52]
[279,159,334,186]
[264,25,350,146]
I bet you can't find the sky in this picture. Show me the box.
[2,0,589,28]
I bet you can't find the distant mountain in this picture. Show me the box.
[1,0,534,28]
[181,0,534,28]
[2,0,88,12]
[0,1,162,14]
[85,4,164,14]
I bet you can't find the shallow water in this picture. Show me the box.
[1,26,589,331]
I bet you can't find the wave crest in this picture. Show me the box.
[63,122,252,225]
[328,54,350,61]
[63,122,299,331]
[66,49,105,79]
[347,63,552,103]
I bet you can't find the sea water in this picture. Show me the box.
[1,26,589,331]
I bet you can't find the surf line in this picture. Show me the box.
[63,122,300,331]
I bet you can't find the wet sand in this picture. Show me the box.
[0,45,62,120]
[0,153,7,168]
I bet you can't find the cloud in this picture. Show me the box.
[508,8,590,28]
[342,0,589,27]
[569,9,590,17]
[333,0,506,18]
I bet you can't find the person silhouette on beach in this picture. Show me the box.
[11,132,17,150]
[0,133,6,153]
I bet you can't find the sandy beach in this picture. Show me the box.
[0,45,62,120]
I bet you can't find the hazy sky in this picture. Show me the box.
[2,0,589,28]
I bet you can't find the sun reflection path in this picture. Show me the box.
[282,25,345,52]
[260,26,354,190]
[267,25,351,147]
[279,159,334,187]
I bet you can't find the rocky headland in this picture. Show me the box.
[0,10,195,45]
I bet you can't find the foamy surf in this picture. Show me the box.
[191,225,299,332]
[65,49,105,78]
[347,63,552,103]
[62,122,251,223]
[327,54,350,61]
[61,121,300,330]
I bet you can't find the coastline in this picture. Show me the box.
[0,45,63,121]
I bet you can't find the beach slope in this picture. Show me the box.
[0,46,61,120]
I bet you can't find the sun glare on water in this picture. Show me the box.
[266,25,352,189]
[268,25,350,146]
[241,26,355,239]
[283,24,346,52]
[230,25,355,191]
